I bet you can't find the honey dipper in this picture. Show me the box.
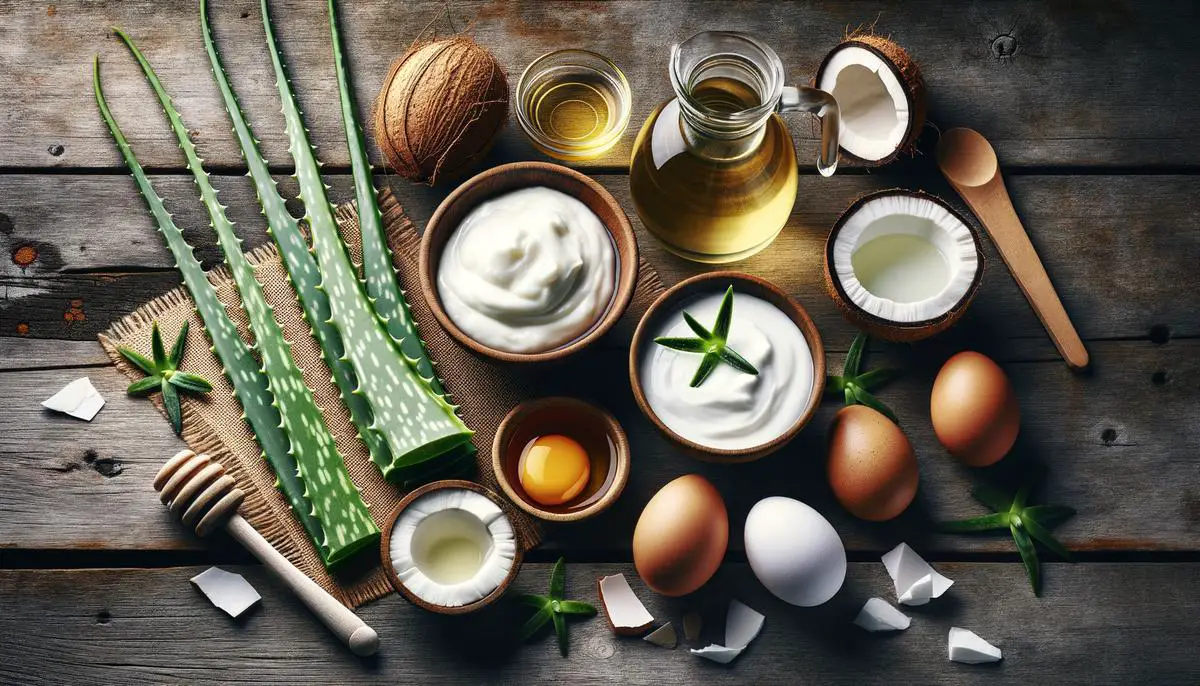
[154,449,379,656]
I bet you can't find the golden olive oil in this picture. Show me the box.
[630,76,798,264]
[521,71,626,159]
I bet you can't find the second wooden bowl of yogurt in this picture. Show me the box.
[420,162,638,363]
[630,272,826,462]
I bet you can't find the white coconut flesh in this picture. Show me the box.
[390,488,517,608]
[833,194,978,323]
[818,46,911,162]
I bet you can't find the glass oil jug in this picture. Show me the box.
[629,31,840,263]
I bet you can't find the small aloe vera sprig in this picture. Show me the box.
[826,332,900,423]
[118,320,212,435]
[517,558,597,657]
[93,55,323,556]
[326,0,476,481]
[259,0,472,474]
[940,481,1076,595]
[108,31,380,568]
[655,285,759,387]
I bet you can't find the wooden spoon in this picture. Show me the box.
[154,450,379,656]
[937,128,1089,370]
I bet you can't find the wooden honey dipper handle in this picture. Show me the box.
[154,450,379,657]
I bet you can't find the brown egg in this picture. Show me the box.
[632,474,728,596]
[931,351,1020,467]
[827,405,919,521]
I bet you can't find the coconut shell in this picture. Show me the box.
[823,189,985,342]
[815,34,927,166]
[374,37,508,185]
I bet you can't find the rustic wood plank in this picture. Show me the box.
[3,173,1196,344]
[1,339,1194,554]
[2,1,1198,170]
[2,563,1198,684]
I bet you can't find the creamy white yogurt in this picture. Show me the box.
[641,291,814,450]
[437,187,616,353]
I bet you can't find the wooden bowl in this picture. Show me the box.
[419,161,639,363]
[492,397,630,522]
[629,272,826,463]
[379,479,523,615]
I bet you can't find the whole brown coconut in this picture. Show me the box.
[374,37,509,185]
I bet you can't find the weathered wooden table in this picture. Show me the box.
[2,1,1198,683]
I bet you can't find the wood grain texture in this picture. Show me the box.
[2,563,1198,684]
[2,1,1199,170]
[3,173,1197,345]
[2,339,1195,554]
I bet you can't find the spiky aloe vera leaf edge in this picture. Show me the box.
[327,0,475,481]
[199,0,396,480]
[92,54,322,551]
[114,29,379,568]
[260,0,473,471]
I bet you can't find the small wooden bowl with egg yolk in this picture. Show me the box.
[492,397,631,522]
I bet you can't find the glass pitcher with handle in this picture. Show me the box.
[629,31,839,264]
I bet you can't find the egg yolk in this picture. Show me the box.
[519,435,590,506]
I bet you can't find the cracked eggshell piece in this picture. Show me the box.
[949,627,1002,664]
[190,567,261,618]
[854,597,911,632]
[643,622,678,649]
[882,543,953,606]
[689,600,765,664]
[598,573,654,635]
[815,35,926,165]
[382,480,520,614]
[824,190,983,342]
[42,377,105,421]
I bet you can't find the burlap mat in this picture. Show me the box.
[98,189,665,607]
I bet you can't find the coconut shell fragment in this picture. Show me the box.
[374,36,509,185]
[815,34,927,165]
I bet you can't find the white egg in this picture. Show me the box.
[744,496,847,607]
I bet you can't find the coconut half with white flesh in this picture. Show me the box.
[824,190,984,341]
[382,480,521,614]
[815,35,926,165]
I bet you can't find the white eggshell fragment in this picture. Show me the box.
[643,622,678,649]
[689,599,765,664]
[42,377,105,421]
[948,627,1002,664]
[854,597,911,632]
[744,497,847,607]
[598,573,654,635]
[882,542,953,606]
[190,567,260,618]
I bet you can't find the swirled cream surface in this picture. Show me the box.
[641,291,814,450]
[437,187,616,353]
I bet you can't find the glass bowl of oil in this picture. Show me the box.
[516,50,632,161]
[492,397,630,522]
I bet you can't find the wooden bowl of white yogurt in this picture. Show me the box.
[629,272,826,463]
[420,161,638,363]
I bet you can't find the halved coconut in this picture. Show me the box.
[815,35,926,165]
[824,190,983,341]
[382,480,521,614]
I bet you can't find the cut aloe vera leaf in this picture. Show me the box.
[199,0,392,478]
[108,32,380,568]
[326,0,475,479]
[260,0,473,473]
[93,55,320,553]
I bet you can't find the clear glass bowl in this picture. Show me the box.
[516,49,632,161]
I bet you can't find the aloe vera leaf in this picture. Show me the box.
[327,0,476,477]
[198,0,393,478]
[114,30,378,567]
[93,56,321,550]
[260,0,473,472]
